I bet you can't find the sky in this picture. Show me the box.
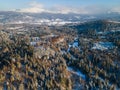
[0,0,120,14]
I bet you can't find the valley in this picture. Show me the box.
[0,12,120,90]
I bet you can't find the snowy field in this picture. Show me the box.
[92,42,115,50]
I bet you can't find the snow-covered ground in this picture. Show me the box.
[30,42,36,46]
[7,26,23,30]
[73,42,79,48]
[97,31,105,34]
[6,18,79,26]
[30,37,40,46]
[41,34,57,38]
[97,30,120,35]
[61,50,66,55]
[67,67,86,80]
[110,30,120,32]
[107,20,120,24]
[92,42,114,50]
[67,38,79,52]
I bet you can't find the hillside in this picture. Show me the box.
[0,12,120,89]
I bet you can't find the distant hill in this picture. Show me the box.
[67,20,120,33]
[0,11,120,25]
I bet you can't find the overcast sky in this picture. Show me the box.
[0,0,120,14]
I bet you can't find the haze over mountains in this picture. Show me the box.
[0,11,120,26]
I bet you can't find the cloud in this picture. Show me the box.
[19,1,109,14]
[48,6,89,14]
[20,1,45,13]
[110,7,120,13]
[53,5,109,14]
